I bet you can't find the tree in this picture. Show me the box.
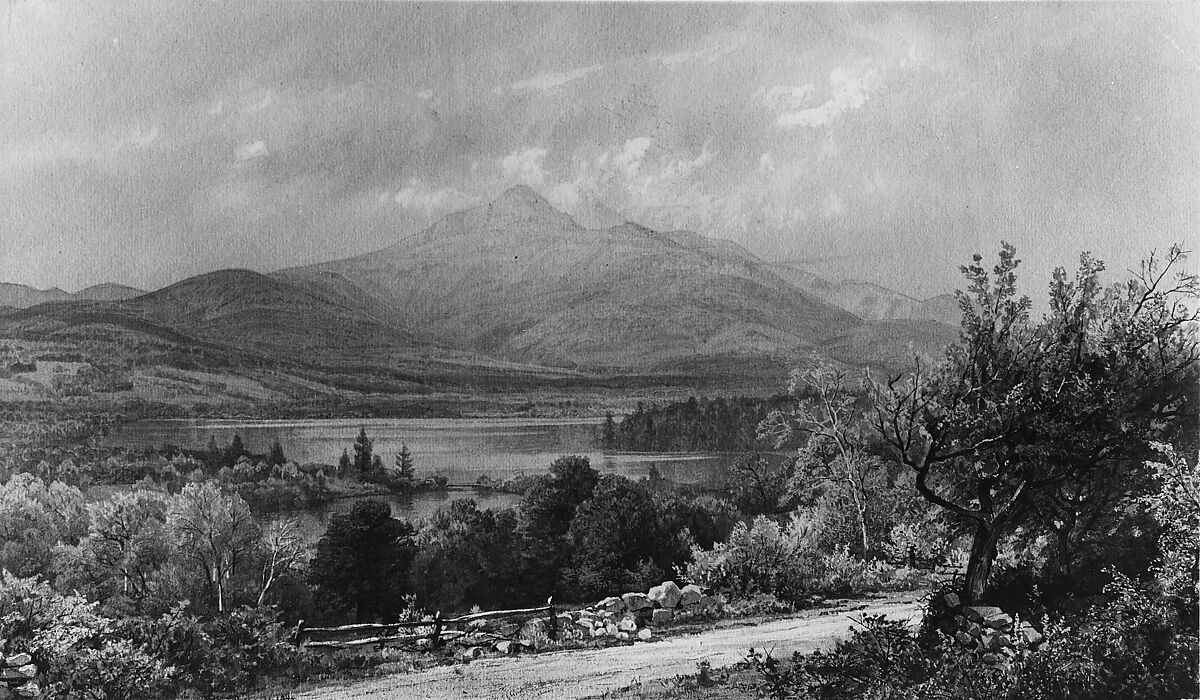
[761,363,885,554]
[58,490,173,605]
[869,244,1198,602]
[566,475,660,598]
[722,453,794,517]
[310,500,415,622]
[167,482,260,614]
[0,473,87,578]
[257,517,307,607]
[519,456,599,593]
[411,500,524,611]
[266,440,286,467]
[224,434,246,466]
[601,412,617,448]
[205,435,220,468]
[395,444,415,481]
[337,449,351,477]
[352,427,373,478]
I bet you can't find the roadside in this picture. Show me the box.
[291,595,923,700]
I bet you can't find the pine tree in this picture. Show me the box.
[395,443,415,481]
[338,449,352,477]
[601,412,616,448]
[205,435,220,467]
[353,427,373,478]
[267,439,286,467]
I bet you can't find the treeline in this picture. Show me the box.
[606,395,800,452]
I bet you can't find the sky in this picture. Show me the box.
[0,1,1196,300]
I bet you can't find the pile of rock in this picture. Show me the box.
[933,593,1044,667]
[559,581,723,643]
[0,650,39,699]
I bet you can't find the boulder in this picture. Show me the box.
[964,605,1004,623]
[649,581,683,609]
[598,596,625,613]
[616,631,630,641]
[0,669,31,683]
[591,626,608,638]
[461,646,485,661]
[651,609,674,626]
[495,640,518,655]
[3,654,30,668]
[983,612,1013,630]
[679,584,704,607]
[415,638,433,650]
[941,593,961,609]
[622,593,653,611]
[637,628,653,641]
[980,653,1005,667]
[13,668,34,681]
[13,682,37,699]
[617,616,638,633]
[1017,624,1044,646]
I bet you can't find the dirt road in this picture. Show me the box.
[295,599,921,700]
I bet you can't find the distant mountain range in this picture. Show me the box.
[0,187,960,399]
[0,282,144,309]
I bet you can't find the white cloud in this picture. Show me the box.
[650,37,747,67]
[392,178,478,215]
[500,147,549,186]
[776,59,879,128]
[613,137,653,179]
[503,64,604,93]
[236,140,268,162]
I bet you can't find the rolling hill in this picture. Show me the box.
[0,282,144,308]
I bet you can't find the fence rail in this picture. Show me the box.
[294,597,557,651]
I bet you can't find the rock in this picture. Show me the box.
[964,621,984,636]
[3,654,30,668]
[617,616,638,633]
[13,667,34,680]
[495,640,518,655]
[605,622,618,636]
[591,626,608,638]
[980,653,1005,667]
[964,605,1004,623]
[461,646,484,661]
[598,596,625,613]
[616,631,630,641]
[649,581,683,609]
[12,682,37,699]
[637,628,653,641]
[982,633,1011,651]
[622,593,653,611]
[983,613,1013,630]
[651,609,674,626]
[941,593,961,609]
[415,638,433,650]
[679,584,704,607]
[1018,625,1044,646]
[0,668,31,682]
[954,630,975,647]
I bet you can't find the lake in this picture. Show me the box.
[105,417,739,526]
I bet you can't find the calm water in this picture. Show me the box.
[106,417,737,528]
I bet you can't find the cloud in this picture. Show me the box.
[650,36,747,67]
[391,179,478,215]
[500,147,549,186]
[776,58,879,128]
[756,84,816,111]
[236,140,269,162]
[503,64,604,93]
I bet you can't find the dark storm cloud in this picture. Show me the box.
[0,2,1195,298]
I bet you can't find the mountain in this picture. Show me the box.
[770,262,960,326]
[0,282,145,308]
[0,283,73,308]
[0,187,962,400]
[75,283,145,302]
[276,186,865,371]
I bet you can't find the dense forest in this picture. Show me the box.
[606,395,800,452]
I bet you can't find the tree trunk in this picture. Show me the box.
[850,485,870,554]
[961,522,1003,603]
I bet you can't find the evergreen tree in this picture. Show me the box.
[601,412,616,448]
[353,427,373,478]
[370,454,384,477]
[395,444,415,481]
[338,449,352,477]
[267,439,286,467]
[205,435,220,468]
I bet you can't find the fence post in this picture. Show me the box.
[546,596,557,641]
[430,611,443,649]
[291,619,306,647]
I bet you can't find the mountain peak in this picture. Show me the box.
[485,185,578,228]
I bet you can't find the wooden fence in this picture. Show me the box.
[294,597,558,651]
